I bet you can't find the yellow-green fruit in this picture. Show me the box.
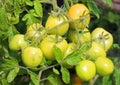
[45,15,69,35]
[86,41,106,59]
[40,35,68,60]
[22,46,43,67]
[95,57,114,76]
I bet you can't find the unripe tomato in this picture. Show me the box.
[75,60,96,81]
[91,27,113,51]
[22,46,43,67]
[67,28,91,44]
[25,23,46,41]
[86,41,106,59]
[9,34,28,51]
[39,35,68,60]
[45,14,69,36]
[95,57,114,76]
[68,4,90,29]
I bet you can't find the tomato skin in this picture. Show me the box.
[9,34,28,51]
[39,35,68,60]
[86,41,106,59]
[95,57,114,76]
[75,60,96,81]
[68,4,90,29]
[22,46,43,67]
[68,28,91,44]
[91,27,113,51]
[45,15,69,36]
[72,74,82,85]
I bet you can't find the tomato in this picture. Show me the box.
[25,23,46,41]
[85,41,106,59]
[9,34,28,51]
[67,28,91,44]
[75,60,96,81]
[21,46,43,67]
[45,14,69,36]
[71,74,82,85]
[68,4,90,29]
[95,57,114,76]
[39,35,68,60]
[91,27,113,51]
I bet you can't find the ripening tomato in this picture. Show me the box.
[39,35,68,60]
[9,34,28,51]
[85,41,106,59]
[72,74,82,85]
[21,46,43,67]
[75,60,96,81]
[67,28,91,44]
[95,57,114,76]
[91,27,113,51]
[25,23,46,41]
[68,4,90,29]
[45,14,69,36]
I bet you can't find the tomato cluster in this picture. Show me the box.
[8,3,114,84]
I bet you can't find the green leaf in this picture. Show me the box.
[25,0,33,6]
[22,13,40,25]
[0,7,9,31]
[102,75,112,85]
[102,0,113,7]
[53,45,63,63]
[87,0,100,18]
[53,68,60,75]
[114,67,120,85]
[0,57,19,71]
[7,67,19,83]
[34,0,43,17]
[64,49,81,66]
[47,74,61,85]
[60,66,70,84]
[28,71,39,85]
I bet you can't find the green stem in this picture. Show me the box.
[38,0,52,4]
[89,75,99,85]
[64,0,70,10]
[52,0,59,11]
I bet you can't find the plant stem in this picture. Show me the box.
[64,0,70,10]
[89,75,99,85]
[52,0,59,11]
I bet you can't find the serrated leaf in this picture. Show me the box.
[34,0,43,17]
[60,66,70,84]
[53,68,60,75]
[102,0,113,7]
[0,57,19,71]
[87,0,100,18]
[53,45,63,63]
[7,67,19,83]
[28,71,39,85]
[0,7,9,31]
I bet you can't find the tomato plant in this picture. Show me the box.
[0,0,118,85]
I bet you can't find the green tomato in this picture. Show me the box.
[39,35,68,60]
[91,27,113,51]
[45,14,69,36]
[75,60,96,81]
[9,34,28,51]
[22,46,43,67]
[95,57,114,76]
[86,41,106,59]
[68,28,91,44]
